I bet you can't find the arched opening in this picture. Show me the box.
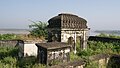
[68,37,74,45]
[52,35,57,42]
[68,37,74,50]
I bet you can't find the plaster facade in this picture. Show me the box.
[47,13,90,50]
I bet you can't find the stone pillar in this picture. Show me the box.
[74,32,77,54]
[81,30,87,50]
[83,30,86,50]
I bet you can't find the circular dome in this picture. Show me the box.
[48,13,88,29]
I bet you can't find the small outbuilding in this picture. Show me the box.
[36,42,71,65]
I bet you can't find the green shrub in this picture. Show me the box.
[32,63,46,68]
[85,61,99,68]
[0,47,19,59]
[2,57,17,66]
[77,48,94,57]
[29,21,48,38]
[0,46,47,68]
[0,34,18,40]
[70,52,80,61]
[17,56,36,68]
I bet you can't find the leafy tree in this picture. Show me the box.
[29,21,48,39]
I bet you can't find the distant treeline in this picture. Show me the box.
[88,33,120,42]
[95,30,120,35]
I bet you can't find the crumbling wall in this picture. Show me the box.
[50,54,110,68]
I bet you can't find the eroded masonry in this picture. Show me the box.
[47,13,90,50]
[36,13,90,65]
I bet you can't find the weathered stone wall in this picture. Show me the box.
[88,36,120,42]
[0,40,25,57]
[107,55,120,68]
[61,29,89,50]
[0,40,22,47]
[50,54,110,68]
[36,42,71,65]
[0,40,40,57]
[47,47,70,65]
[61,29,83,42]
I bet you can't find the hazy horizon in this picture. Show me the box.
[1,29,120,36]
[0,0,120,30]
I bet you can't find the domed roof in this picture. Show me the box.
[48,13,88,29]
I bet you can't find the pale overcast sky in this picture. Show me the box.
[0,0,120,30]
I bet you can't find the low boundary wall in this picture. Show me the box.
[50,54,110,68]
[0,40,23,47]
[88,36,120,42]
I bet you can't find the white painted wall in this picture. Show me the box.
[24,43,37,57]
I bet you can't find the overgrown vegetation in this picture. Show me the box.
[1,32,120,68]
[72,33,120,67]
[71,40,120,67]
[29,21,48,39]
[70,52,81,61]
[0,34,19,40]
[75,33,120,57]
[0,33,44,41]
[0,46,18,68]
[0,46,46,68]
[0,46,19,59]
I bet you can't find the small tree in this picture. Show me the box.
[29,21,48,39]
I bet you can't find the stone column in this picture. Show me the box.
[74,32,77,54]
[83,30,86,50]
[81,30,87,50]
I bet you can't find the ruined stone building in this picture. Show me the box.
[36,13,89,65]
[47,13,90,50]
